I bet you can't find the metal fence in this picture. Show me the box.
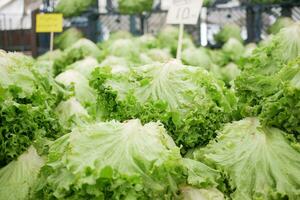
[0,13,32,52]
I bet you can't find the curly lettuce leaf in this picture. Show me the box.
[91,60,237,149]
[195,118,300,200]
[235,22,300,117]
[0,52,65,166]
[34,120,219,199]
[54,38,101,75]
[259,57,300,138]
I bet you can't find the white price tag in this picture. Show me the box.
[166,0,203,25]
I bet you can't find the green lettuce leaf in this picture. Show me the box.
[54,28,83,50]
[182,47,213,69]
[0,146,44,200]
[0,52,65,166]
[54,38,101,75]
[55,0,96,17]
[91,60,237,149]
[214,24,243,44]
[55,97,91,128]
[66,57,98,78]
[194,118,300,200]
[180,186,225,200]
[259,57,300,138]
[235,22,300,117]
[55,69,97,107]
[118,0,153,14]
[33,119,220,199]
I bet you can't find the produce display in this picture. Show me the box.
[1,17,300,200]
[54,28,83,50]
[118,0,154,14]
[55,0,96,17]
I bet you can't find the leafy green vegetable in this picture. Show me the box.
[268,17,294,35]
[145,48,172,63]
[0,52,64,166]
[66,57,98,78]
[242,43,257,58]
[214,24,243,45]
[193,117,300,200]
[259,57,300,138]
[182,47,213,69]
[55,69,96,107]
[55,97,90,128]
[235,23,300,117]
[99,56,131,74]
[55,0,96,17]
[91,60,237,149]
[118,0,153,14]
[34,119,220,199]
[54,28,83,50]
[180,186,225,200]
[157,26,195,56]
[222,38,245,62]
[135,34,158,49]
[220,63,241,86]
[0,146,44,200]
[37,49,63,61]
[203,0,215,7]
[54,38,101,75]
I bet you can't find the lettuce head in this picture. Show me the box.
[91,60,237,149]
[193,117,300,200]
[33,119,220,199]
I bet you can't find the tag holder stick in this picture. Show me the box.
[176,23,184,60]
[50,32,54,51]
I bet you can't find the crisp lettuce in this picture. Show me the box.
[66,57,98,78]
[54,38,101,75]
[55,97,90,128]
[193,118,300,200]
[54,28,83,50]
[118,0,153,14]
[55,0,96,17]
[55,69,96,107]
[33,119,220,199]
[91,60,237,149]
[235,23,300,117]
[0,52,64,166]
[214,24,243,44]
[259,57,300,138]
[180,186,225,200]
[99,56,131,74]
[222,38,245,62]
[0,146,44,200]
[182,47,213,69]
[157,26,195,56]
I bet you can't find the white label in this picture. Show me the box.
[166,0,203,25]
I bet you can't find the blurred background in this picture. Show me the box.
[0,0,299,56]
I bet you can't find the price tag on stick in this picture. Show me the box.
[166,0,203,60]
[36,13,63,51]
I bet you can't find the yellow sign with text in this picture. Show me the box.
[36,13,63,33]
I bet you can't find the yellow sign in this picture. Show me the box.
[36,13,63,33]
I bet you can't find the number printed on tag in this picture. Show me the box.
[166,0,203,25]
